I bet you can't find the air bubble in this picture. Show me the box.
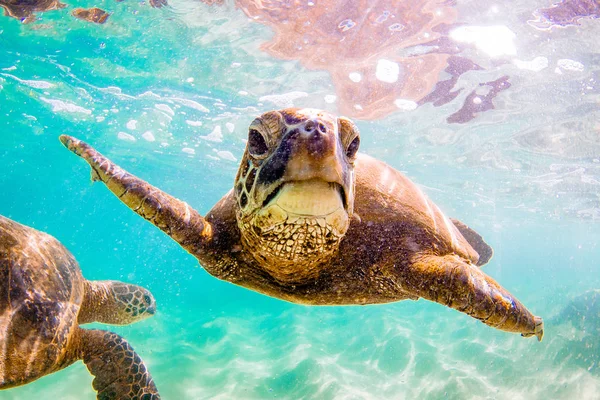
[338,19,356,32]
[388,23,405,32]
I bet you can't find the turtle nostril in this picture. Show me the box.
[304,120,316,133]
[318,122,327,133]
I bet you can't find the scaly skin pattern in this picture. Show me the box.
[0,215,161,398]
[76,329,160,400]
[60,108,544,341]
[78,280,156,325]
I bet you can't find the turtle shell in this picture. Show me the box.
[0,216,84,388]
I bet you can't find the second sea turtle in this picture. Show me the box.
[0,215,160,399]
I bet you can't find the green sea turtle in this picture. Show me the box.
[60,107,543,341]
[0,215,160,399]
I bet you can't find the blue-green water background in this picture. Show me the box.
[1,0,600,398]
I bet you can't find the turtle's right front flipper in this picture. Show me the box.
[60,135,212,255]
[78,329,160,400]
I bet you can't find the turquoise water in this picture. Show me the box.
[1,0,600,398]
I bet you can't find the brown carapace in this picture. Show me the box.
[0,216,161,399]
[60,108,543,341]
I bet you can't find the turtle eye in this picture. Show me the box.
[346,136,360,158]
[248,129,269,158]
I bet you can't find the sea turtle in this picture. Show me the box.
[0,215,160,399]
[60,107,544,341]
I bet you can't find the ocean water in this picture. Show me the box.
[1,0,600,398]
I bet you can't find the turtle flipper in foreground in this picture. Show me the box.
[78,330,157,399]
[0,215,160,399]
[60,108,543,341]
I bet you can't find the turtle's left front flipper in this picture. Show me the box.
[401,254,544,341]
[60,135,212,255]
[77,328,160,399]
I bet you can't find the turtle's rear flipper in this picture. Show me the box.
[79,329,160,400]
[59,135,212,255]
[450,218,493,266]
[403,254,543,341]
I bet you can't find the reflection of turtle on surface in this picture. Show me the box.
[0,215,160,399]
[0,0,165,24]
[61,108,543,341]
[0,0,66,23]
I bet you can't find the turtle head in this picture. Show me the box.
[80,281,157,325]
[107,282,157,324]
[234,108,360,283]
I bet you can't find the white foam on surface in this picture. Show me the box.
[1,73,55,89]
[376,59,400,83]
[259,91,308,108]
[182,147,195,154]
[450,25,517,57]
[186,120,203,127]
[349,72,362,82]
[117,132,136,141]
[155,104,175,116]
[139,91,162,99]
[200,125,223,142]
[142,131,155,142]
[394,99,418,110]
[557,59,585,72]
[172,97,210,112]
[40,97,92,114]
[98,86,136,100]
[513,57,549,72]
[214,149,237,161]
[126,120,138,130]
